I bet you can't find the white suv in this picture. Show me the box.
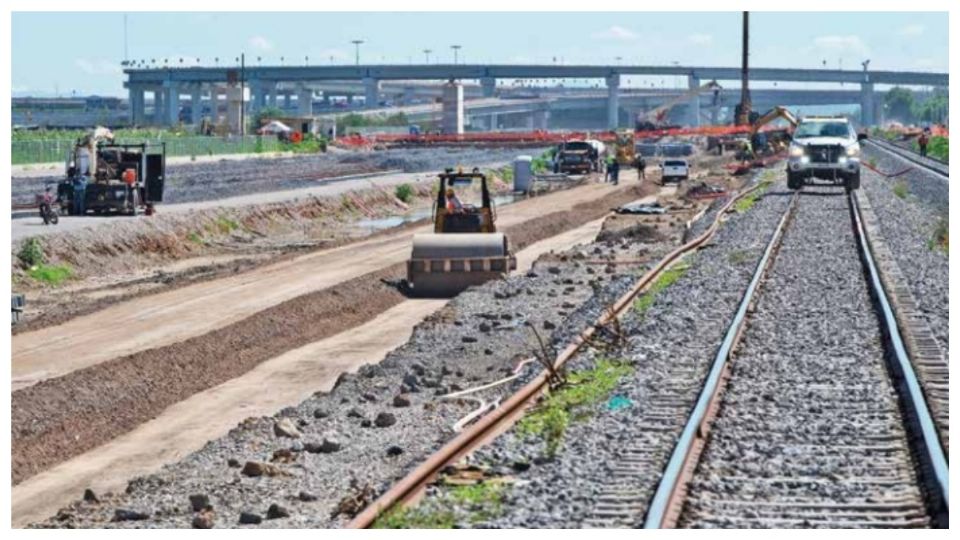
[787,116,865,192]
[660,159,690,183]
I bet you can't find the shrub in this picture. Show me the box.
[394,183,414,203]
[28,263,73,285]
[18,237,44,267]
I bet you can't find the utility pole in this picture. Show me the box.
[424,49,432,64]
[451,45,461,65]
[736,11,752,126]
[351,40,364,66]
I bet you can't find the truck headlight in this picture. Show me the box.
[789,145,805,157]
[846,145,860,157]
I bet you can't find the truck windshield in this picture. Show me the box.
[664,160,686,167]
[794,122,850,139]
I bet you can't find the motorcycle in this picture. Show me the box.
[36,192,59,225]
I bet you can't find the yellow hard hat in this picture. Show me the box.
[446,188,455,196]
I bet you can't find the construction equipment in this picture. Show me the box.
[554,139,604,174]
[614,130,636,165]
[406,168,516,296]
[635,81,721,131]
[749,105,799,154]
[58,127,165,216]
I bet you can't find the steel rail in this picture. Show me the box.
[346,181,768,529]
[643,188,949,529]
[642,190,799,529]
[866,138,948,179]
[849,191,949,515]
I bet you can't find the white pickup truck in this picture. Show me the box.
[660,159,690,183]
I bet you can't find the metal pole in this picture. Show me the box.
[737,11,751,126]
[352,40,364,66]
[240,53,245,136]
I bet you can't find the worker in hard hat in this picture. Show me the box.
[445,188,464,213]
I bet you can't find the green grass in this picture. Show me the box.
[633,262,691,315]
[920,136,949,162]
[28,263,73,285]
[728,250,751,265]
[213,215,241,234]
[516,358,633,458]
[733,181,772,214]
[187,231,205,245]
[893,181,909,200]
[394,183,414,203]
[373,482,507,529]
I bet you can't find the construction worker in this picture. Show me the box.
[72,174,87,216]
[608,158,621,186]
[605,154,616,182]
[918,130,930,158]
[635,155,647,180]
[445,188,464,213]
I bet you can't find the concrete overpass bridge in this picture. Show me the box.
[124,63,947,128]
[316,88,893,132]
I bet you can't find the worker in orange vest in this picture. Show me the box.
[445,188,464,213]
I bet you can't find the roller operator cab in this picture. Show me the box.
[786,116,865,192]
[59,141,166,216]
[406,168,517,297]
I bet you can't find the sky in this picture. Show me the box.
[11,11,949,97]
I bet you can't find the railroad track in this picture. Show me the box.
[866,138,949,179]
[346,181,768,529]
[644,185,948,529]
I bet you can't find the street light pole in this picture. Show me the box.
[351,40,364,66]
[424,49,432,64]
[451,45,461,64]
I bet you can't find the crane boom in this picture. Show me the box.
[636,80,721,127]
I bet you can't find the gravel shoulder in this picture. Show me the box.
[860,145,948,357]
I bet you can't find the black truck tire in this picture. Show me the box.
[787,171,803,190]
[845,172,861,192]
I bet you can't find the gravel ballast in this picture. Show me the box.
[403,173,795,528]
[679,186,931,528]
[861,145,948,357]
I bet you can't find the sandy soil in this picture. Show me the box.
[12,177,652,486]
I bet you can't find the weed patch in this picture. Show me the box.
[893,181,909,200]
[374,481,508,528]
[633,262,690,315]
[394,183,414,203]
[733,181,771,214]
[929,216,949,254]
[516,358,633,458]
[28,263,73,285]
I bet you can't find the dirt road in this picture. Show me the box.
[12,181,626,391]
[10,210,616,527]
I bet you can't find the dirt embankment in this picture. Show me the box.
[11,182,651,486]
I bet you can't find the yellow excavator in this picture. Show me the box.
[406,168,516,296]
[750,105,798,154]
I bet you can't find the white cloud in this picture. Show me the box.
[809,35,870,57]
[592,25,637,41]
[898,24,925,37]
[687,33,713,45]
[75,58,122,76]
[249,35,274,51]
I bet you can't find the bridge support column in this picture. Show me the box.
[489,112,498,131]
[298,86,313,116]
[402,86,416,105]
[152,88,164,125]
[481,77,496,98]
[282,91,292,110]
[166,83,182,126]
[246,79,260,116]
[364,77,381,108]
[267,83,278,109]
[688,75,701,127]
[190,85,203,125]
[128,86,145,126]
[860,82,875,126]
[606,73,620,129]
[441,81,464,135]
[533,109,549,130]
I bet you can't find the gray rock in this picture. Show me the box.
[273,418,301,439]
[375,412,397,428]
[266,504,290,520]
[239,512,262,525]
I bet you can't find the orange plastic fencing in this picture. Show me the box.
[336,124,762,147]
